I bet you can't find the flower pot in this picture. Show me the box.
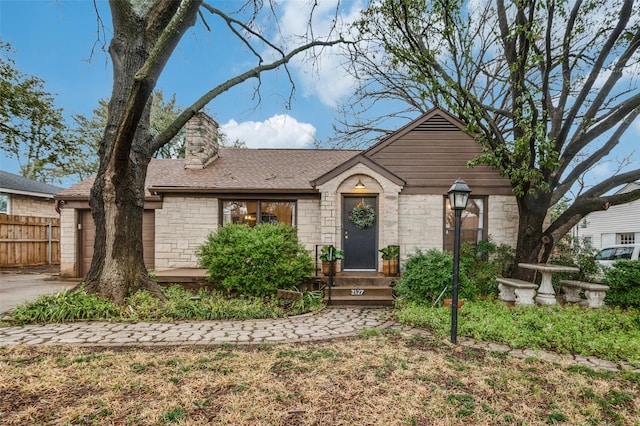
[322,260,338,276]
[443,298,464,308]
[382,259,399,276]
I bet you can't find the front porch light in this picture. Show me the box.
[354,178,366,189]
[447,178,471,344]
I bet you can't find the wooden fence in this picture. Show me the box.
[0,214,60,267]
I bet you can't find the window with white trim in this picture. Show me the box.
[617,233,635,245]
[0,194,9,214]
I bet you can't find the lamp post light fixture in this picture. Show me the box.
[447,178,471,344]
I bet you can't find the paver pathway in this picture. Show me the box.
[1,307,636,373]
[0,307,392,346]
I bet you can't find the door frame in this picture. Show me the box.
[341,194,378,272]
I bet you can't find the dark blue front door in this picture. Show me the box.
[342,196,377,270]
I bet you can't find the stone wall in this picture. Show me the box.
[487,195,519,248]
[184,112,219,169]
[398,194,444,259]
[397,194,519,260]
[9,194,58,218]
[316,163,403,271]
[296,198,322,252]
[154,195,219,269]
[59,208,77,278]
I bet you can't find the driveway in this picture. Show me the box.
[0,272,77,315]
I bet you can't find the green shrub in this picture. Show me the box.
[459,240,515,297]
[550,236,601,286]
[9,283,321,325]
[197,223,314,297]
[604,260,640,308]
[11,286,122,323]
[395,249,476,304]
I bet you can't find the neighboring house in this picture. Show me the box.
[576,181,640,250]
[0,171,63,218]
[56,108,519,278]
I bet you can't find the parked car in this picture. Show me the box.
[593,244,640,268]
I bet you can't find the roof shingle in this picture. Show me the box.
[56,148,359,198]
[0,171,64,197]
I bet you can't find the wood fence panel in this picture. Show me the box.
[0,215,60,267]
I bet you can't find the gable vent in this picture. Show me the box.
[414,114,460,132]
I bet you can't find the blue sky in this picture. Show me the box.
[1,0,638,191]
[0,0,366,183]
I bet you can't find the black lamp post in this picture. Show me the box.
[447,178,471,344]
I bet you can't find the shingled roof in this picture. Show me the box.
[0,171,64,198]
[56,148,359,199]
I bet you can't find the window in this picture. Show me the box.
[444,197,486,251]
[617,233,635,245]
[221,200,296,227]
[0,194,8,214]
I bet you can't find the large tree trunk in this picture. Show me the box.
[82,1,197,303]
[513,192,554,281]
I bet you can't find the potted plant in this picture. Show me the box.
[320,245,344,275]
[379,245,400,276]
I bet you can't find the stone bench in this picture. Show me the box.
[560,280,610,308]
[497,278,538,306]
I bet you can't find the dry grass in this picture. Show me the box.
[1,330,639,425]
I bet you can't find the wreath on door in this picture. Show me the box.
[349,201,376,229]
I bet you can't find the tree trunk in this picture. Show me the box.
[82,2,185,304]
[513,192,554,282]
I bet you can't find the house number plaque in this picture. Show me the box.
[351,289,365,296]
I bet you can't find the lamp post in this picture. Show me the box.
[447,178,471,344]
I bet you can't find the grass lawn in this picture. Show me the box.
[2,330,639,425]
[395,300,640,367]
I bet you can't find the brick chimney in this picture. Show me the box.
[185,112,219,169]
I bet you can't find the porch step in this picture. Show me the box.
[155,268,208,283]
[324,285,395,306]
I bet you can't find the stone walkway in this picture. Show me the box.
[0,307,636,373]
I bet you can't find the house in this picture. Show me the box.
[55,108,519,279]
[0,171,63,218]
[0,171,63,267]
[576,181,640,250]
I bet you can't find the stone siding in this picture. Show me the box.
[59,208,77,278]
[398,194,444,259]
[154,196,219,269]
[296,199,322,252]
[316,163,403,271]
[185,113,219,169]
[9,194,58,218]
[487,195,519,248]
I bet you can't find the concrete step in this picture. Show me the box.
[317,275,397,287]
[324,295,394,306]
[324,285,394,306]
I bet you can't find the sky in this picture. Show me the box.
[0,0,366,185]
[0,0,638,191]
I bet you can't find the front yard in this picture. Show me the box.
[2,330,639,425]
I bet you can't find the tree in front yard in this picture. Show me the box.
[0,42,77,184]
[340,0,640,277]
[81,1,344,303]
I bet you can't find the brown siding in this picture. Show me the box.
[79,210,155,276]
[365,113,512,195]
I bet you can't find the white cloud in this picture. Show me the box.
[278,0,365,107]
[220,114,316,149]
